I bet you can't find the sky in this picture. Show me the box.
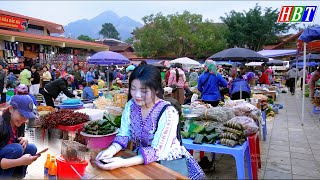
[0,1,319,30]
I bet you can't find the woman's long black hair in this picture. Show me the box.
[127,64,164,102]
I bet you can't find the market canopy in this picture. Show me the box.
[297,26,320,52]
[209,48,268,62]
[88,51,130,65]
[169,57,201,69]
[257,49,297,58]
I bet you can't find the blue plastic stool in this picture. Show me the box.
[183,139,253,180]
[261,111,267,141]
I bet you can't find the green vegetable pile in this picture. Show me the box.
[267,98,274,105]
[82,112,121,135]
[181,122,219,144]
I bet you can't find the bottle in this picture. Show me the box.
[44,154,51,179]
[48,156,57,180]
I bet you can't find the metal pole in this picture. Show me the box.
[107,67,110,91]
[301,42,307,126]
[295,53,298,95]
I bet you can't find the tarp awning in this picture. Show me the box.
[257,49,297,58]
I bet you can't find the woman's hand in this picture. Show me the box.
[18,137,28,149]
[96,157,126,170]
[95,148,115,161]
[19,154,38,166]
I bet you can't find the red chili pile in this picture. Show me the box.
[40,109,90,129]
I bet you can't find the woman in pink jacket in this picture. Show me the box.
[168,63,186,104]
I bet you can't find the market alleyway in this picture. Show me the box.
[25,89,320,179]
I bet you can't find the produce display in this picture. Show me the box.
[227,116,258,135]
[37,106,55,112]
[181,122,219,144]
[94,96,113,109]
[82,112,121,135]
[220,120,246,147]
[40,109,90,129]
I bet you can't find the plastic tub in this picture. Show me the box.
[80,131,117,149]
[56,155,88,179]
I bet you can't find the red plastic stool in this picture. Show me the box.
[188,150,205,160]
[248,133,261,180]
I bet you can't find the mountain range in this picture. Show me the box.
[63,10,143,41]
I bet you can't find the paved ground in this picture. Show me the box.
[25,89,320,179]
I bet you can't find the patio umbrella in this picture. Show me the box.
[169,57,201,69]
[263,58,285,66]
[298,25,320,126]
[297,54,320,61]
[88,51,130,65]
[159,60,170,67]
[208,48,268,62]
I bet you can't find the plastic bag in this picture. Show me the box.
[191,93,198,103]
[232,102,257,116]
[248,109,262,122]
[229,116,258,135]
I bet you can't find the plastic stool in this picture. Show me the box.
[189,150,205,160]
[248,133,261,180]
[261,111,267,141]
[183,139,252,180]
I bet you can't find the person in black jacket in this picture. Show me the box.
[30,65,40,95]
[41,74,75,107]
[0,95,38,178]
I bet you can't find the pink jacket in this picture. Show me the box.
[168,68,186,88]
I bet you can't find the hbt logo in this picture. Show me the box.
[277,6,317,22]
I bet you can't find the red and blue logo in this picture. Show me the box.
[277,6,317,23]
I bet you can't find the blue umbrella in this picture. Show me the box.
[88,51,130,65]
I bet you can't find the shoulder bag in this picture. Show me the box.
[154,104,189,177]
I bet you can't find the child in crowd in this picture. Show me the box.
[82,82,95,100]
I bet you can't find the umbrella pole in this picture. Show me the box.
[301,42,307,126]
[107,68,110,91]
[240,84,242,99]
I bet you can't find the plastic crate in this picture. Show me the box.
[25,128,48,146]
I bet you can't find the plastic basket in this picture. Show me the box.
[61,140,88,163]
[56,155,88,179]
[80,131,117,149]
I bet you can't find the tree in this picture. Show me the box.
[133,11,228,58]
[125,37,134,45]
[221,4,297,51]
[77,35,95,42]
[99,23,120,40]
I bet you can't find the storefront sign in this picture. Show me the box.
[0,15,28,30]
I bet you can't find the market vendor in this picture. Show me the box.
[0,95,39,178]
[230,72,251,100]
[309,67,320,99]
[95,65,205,180]
[198,60,227,107]
[41,75,76,107]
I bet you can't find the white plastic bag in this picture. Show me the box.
[191,93,198,103]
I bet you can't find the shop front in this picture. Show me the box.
[0,10,108,73]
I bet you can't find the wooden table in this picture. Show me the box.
[85,150,189,179]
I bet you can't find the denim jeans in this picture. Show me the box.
[0,143,37,178]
